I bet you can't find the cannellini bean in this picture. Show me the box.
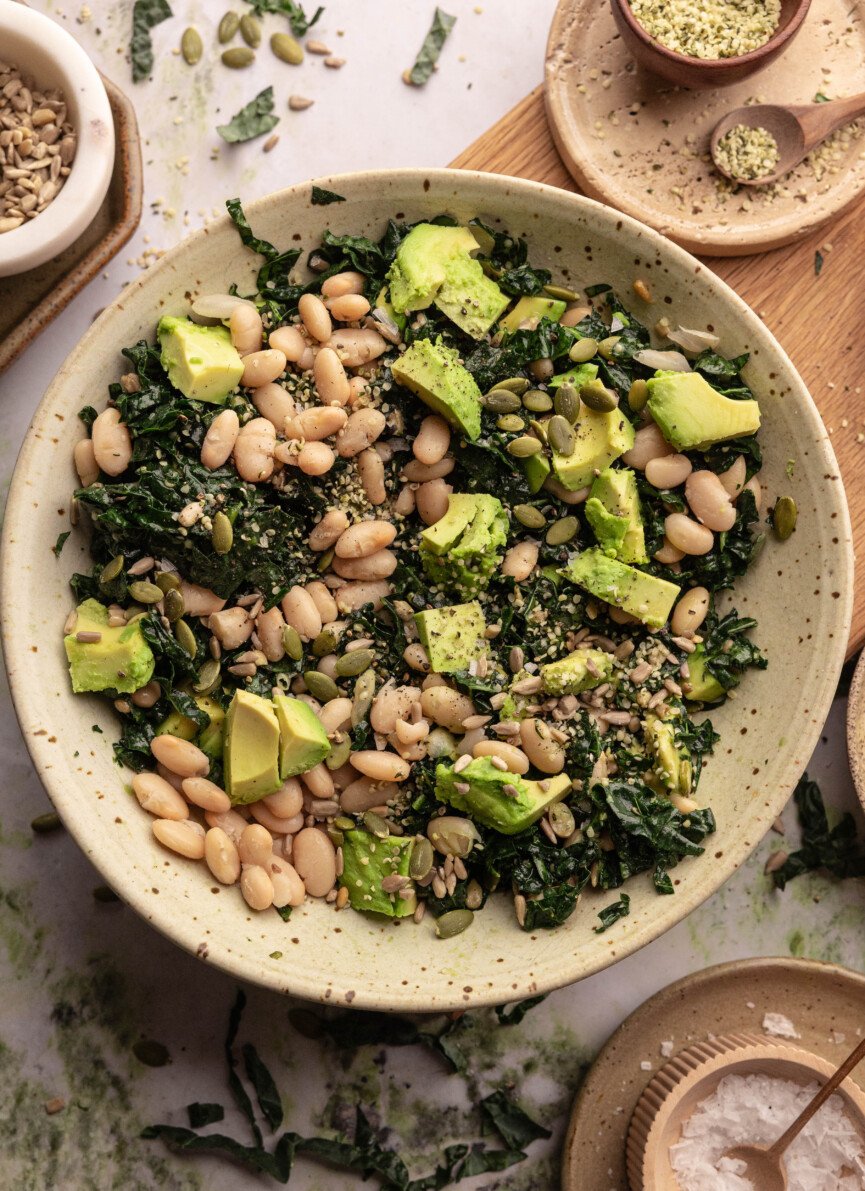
[322,271,366,298]
[371,684,421,734]
[357,447,387,505]
[335,519,397,559]
[156,763,185,792]
[281,585,322,640]
[133,772,189,819]
[416,479,451,525]
[268,856,306,907]
[91,407,132,477]
[300,762,335,799]
[350,750,411,782]
[153,818,206,859]
[229,304,263,355]
[255,605,287,661]
[132,680,161,709]
[297,442,335,476]
[299,293,332,343]
[292,828,337,897]
[401,456,455,483]
[285,405,348,441]
[664,512,714,556]
[655,537,685,564]
[420,686,476,732]
[685,470,736,532]
[191,293,255,320]
[309,509,349,551]
[340,777,398,814]
[180,580,226,617]
[327,328,388,367]
[671,586,710,636]
[204,827,241,884]
[264,778,304,818]
[393,485,416,517]
[395,718,430,745]
[743,474,762,513]
[201,409,240,469]
[208,607,253,649]
[250,802,302,834]
[205,808,250,845]
[239,823,275,867]
[519,718,566,774]
[150,734,209,778]
[252,381,296,427]
[334,580,392,613]
[456,726,487,756]
[297,345,317,372]
[645,453,692,489]
[337,408,386,458]
[233,417,276,482]
[412,415,451,466]
[74,438,99,486]
[181,776,231,813]
[473,740,530,775]
[348,375,368,404]
[502,540,539,581]
[622,422,674,470]
[333,549,398,580]
[543,476,590,505]
[319,697,353,735]
[268,324,306,362]
[304,580,338,624]
[403,643,431,673]
[241,349,286,389]
[718,455,747,498]
[328,293,371,322]
[313,346,351,407]
[241,864,274,911]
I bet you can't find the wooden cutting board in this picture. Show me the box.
[451,86,864,657]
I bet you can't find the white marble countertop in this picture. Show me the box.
[1,3,864,1188]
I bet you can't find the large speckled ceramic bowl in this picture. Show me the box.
[1,170,852,1010]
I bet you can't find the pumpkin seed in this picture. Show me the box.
[175,619,198,657]
[554,382,580,424]
[163,588,184,622]
[181,27,203,64]
[547,414,576,456]
[481,389,522,414]
[568,337,598,364]
[549,802,576,838]
[303,670,339,702]
[128,580,163,604]
[465,878,484,910]
[507,435,543,459]
[155,571,181,592]
[628,378,649,412]
[335,648,374,678]
[99,555,124,585]
[598,335,620,359]
[351,670,376,726]
[326,825,344,847]
[271,32,304,64]
[580,378,619,412]
[529,419,548,444]
[773,496,797,540]
[334,816,355,831]
[193,659,221,695]
[218,11,240,43]
[523,388,553,413]
[282,624,304,660]
[435,909,473,939]
[514,504,547,530]
[317,548,335,573]
[211,511,233,555]
[488,376,530,396]
[543,284,581,302]
[409,837,434,880]
[363,810,390,838]
[497,414,525,433]
[546,516,579,546]
[325,736,351,770]
[239,13,261,47]
[31,811,62,834]
[312,628,338,658]
[222,46,254,68]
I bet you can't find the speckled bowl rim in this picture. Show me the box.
[0,169,853,1010]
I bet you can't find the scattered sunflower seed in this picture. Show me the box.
[239,13,261,47]
[303,671,339,702]
[288,94,314,110]
[222,46,255,68]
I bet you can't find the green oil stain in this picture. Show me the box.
[0,885,45,976]
[789,929,806,957]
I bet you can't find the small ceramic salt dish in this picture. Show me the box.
[626,1032,865,1189]
[609,0,813,89]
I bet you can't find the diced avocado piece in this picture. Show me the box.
[561,548,681,628]
[540,649,614,695]
[273,693,330,780]
[548,362,598,390]
[499,295,566,333]
[414,601,486,673]
[339,830,416,917]
[387,223,478,313]
[419,493,481,556]
[436,757,571,835]
[646,370,761,451]
[585,467,647,563]
[435,252,511,339]
[419,492,508,597]
[64,599,155,695]
[552,404,635,491]
[391,337,482,442]
[644,714,692,797]
[684,647,725,704]
[157,316,244,404]
[156,695,225,758]
[522,451,551,494]
[224,690,282,804]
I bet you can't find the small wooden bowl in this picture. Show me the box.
[626,1032,865,1189]
[610,0,813,89]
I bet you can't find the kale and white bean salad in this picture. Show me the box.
[63,197,774,937]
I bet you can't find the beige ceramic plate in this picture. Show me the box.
[0,170,852,1010]
[545,0,865,256]
[562,957,865,1190]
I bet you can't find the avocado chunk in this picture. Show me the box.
[157,316,244,404]
[273,693,330,780]
[419,492,508,597]
[585,467,647,564]
[561,548,681,628]
[499,295,566,333]
[64,599,155,694]
[391,337,483,442]
[552,403,635,491]
[684,647,725,704]
[436,757,571,835]
[647,370,761,451]
[540,649,614,695]
[548,362,598,391]
[414,600,486,673]
[644,714,692,797]
[434,252,512,339]
[224,690,282,805]
[522,451,551,494]
[156,695,225,758]
[339,830,416,917]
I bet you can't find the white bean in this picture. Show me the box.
[299,293,332,343]
[132,681,161,709]
[718,455,746,498]
[205,808,249,845]
[133,772,189,819]
[268,856,306,907]
[239,823,275,867]
[150,734,209,778]
[395,718,430,745]
[208,607,253,650]
[319,697,353,735]
[255,606,287,661]
[156,762,185,792]
[252,381,296,428]
[327,328,388,367]
[337,408,386,458]
[664,512,714,556]
[685,470,736,532]
[519,718,566,774]
[654,537,685,564]
[241,864,274,911]
[543,476,589,505]
[297,442,335,476]
[268,324,306,362]
[743,474,762,513]
[181,776,231,813]
[264,778,304,818]
[357,448,386,505]
[281,585,322,640]
[401,456,455,483]
[204,827,241,884]
[412,415,451,466]
[286,405,348,441]
[91,407,132,477]
[309,509,349,551]
[420,686,476,732]
[403,643,431,673]
[241,349,286,389]
[622,422,673,470]
[645,453,692,489]
[304,580,338,624]
[250,802,300,834]
[371,685,421,734]
[74,438,99,486]
[333,549,397,581]
[339,778,395,814]
[191,293,255,320]
[350,750,411,782]
[328,293,371,322]
[335,519,397,559]
[233,417,276,482]
[334,580,391,613]
[179,580,226,617]
[502,540,539,581]
[671,586,710,636]
[321,271,365,298]
[230,304,263,355]
[312,347,351,407]
[393,485,416,517]
[292,827,337,896]
[201,409,240,469]
[348,375,368,404]
[416,479,451,525]
[473,740,530,775]
[300,762,334,800]
[152,818,206,860]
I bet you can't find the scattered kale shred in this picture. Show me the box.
[479,1089,551,1148]
[495,995,546,1026]
[187,1103,225,1128]
[311,186,346,205]
[772,774,865,889]
[698,609,767,693]
[246,0,323,36]
[53,531,70,557]
[130,0,172,83]
[405,8,457,86]
[217,87,280,144]
[594,892,631,933]
[815,250,824,277]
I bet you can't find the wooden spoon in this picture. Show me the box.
[723,1034,865,1189]
[710,93,865,185]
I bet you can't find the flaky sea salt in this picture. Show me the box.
[763,1012,800,1039]
[670,1073,865,1190]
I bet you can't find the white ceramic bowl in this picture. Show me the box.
[0,0,114,277]
[0,171,852,1010]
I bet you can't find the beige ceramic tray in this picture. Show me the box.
[545,0,865,255]
[0,73,142,375]
[561,957,865,1190]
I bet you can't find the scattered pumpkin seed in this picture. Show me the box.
[282,625,304,660]
[363,810,390,838]
[507,435,543,459]
[31,811,62,834]
[549,802,576,838]
[193,659,221,695]
[529,419,548,444]
[326,825,345,847]
[271,32,304,64]
[489,376,531,396]
[409,838,434,880]
[239,13,261,47]
[99,555,124,585]
[481,389,522,414]
[465,879,484,910]
[514,504,547,530]
[497,414,525,433]
[628,378,649,412]
[543,284,581,302]
[335,648,374,678]
[181,27,203,65]
[325,736,351,770]
[351,670,376,726]
[772,496,797,540]
[546,516,579,546]
[211,511,233,555]
[568,338,598,364]
[598,335,620,359]
[218,11,239,42]
[580,378,619,412]
[128,580,163,605]
[554,382,580,424]
[311,629,338,658]
[222,46,254,68]
[175,619,197,658]
[303,670,339,702]
[523,388,553,413]
[163,588,184,623]
[435,909,474,939]
[317,547,335,573]
[547,414,576,456]
[155,571,181,592]
[334,816,355,831]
